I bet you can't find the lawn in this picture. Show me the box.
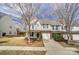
[0,37,44,47]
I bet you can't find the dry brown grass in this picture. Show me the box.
[0,37,44,47]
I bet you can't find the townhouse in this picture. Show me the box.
[27,19,79,40]
[26,19,65,40]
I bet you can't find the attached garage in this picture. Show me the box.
[73,34,79,40]
[63,33,79,40]
[42,33,50,40]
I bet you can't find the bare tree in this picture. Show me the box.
[53,3,79,43]
[5,3,41,44]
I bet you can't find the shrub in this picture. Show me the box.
[52,33,64,41]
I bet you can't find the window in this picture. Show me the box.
[37,33,39,38]
[52,25,54,30]
[55,25,59,30]
[42,24,45,28]
[9,31,12,34]
[61,26,63,30]
[42,24,48,28]
[30,32,34,37]
[2,32,6,36]
[10,26,12,29]
[47,24,48,28]
[32,25,34,29]
[62,26,64,30]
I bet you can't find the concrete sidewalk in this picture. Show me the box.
[0,46,46,51]
[43,39,79,55]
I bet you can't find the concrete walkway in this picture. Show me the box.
[43,39,79,55]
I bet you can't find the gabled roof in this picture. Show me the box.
[38,19,61,25]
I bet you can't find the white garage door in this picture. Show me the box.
[73,34,79,40]
[42,33,50,40]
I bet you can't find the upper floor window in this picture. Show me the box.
[10,26,12,29]
[47,24,48,28]
[42,24,48,28]
[55,25,60,30]
[62,26,64,30]
[56,25,59,30]
[52,25,54,30]
[32,25,34,29]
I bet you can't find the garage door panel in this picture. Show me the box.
[73,34,79,40]
[42,33,50,40]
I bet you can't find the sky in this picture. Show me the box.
[0,3,58,25]
[37,4,57,19]
[0,3,79,24]
[0,3,57,20]
[0,4,21,18]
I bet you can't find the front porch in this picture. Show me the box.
[29,31,42,40]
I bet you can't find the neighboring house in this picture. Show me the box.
[13,20,26,32]
[14,22,26,36]
[12,16,26,33]
[0,15,17,36]
[0,15,26,36]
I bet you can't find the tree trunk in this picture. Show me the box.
[27,20,32,44]
[67,32,73,44]
[66,26,73,44]
[27,32,31,44]
[25,18,32,44]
